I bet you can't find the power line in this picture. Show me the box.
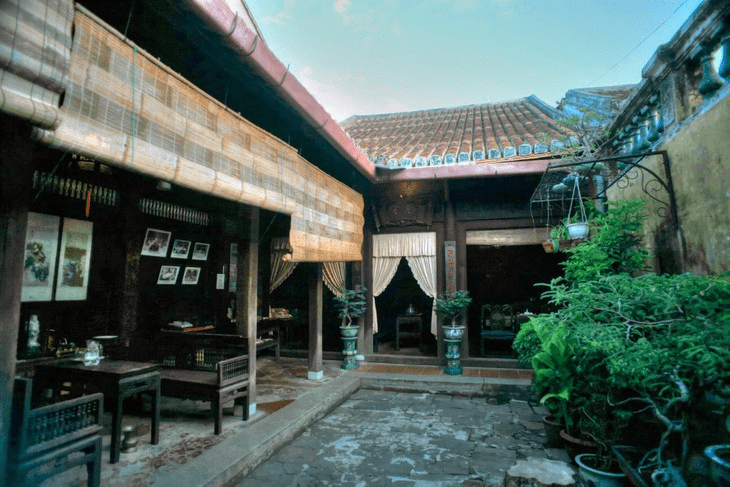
[587,0,693,86]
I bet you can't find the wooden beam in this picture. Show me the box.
[465,228,547,246]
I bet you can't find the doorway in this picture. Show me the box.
[466,244,565,357]
[374,259,436,356]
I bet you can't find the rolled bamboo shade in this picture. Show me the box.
[0,0,73,128]
[33,8,363,262]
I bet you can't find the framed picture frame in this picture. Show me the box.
[170,239,191,259]
[192,242,210,261]
[55,218,94,301]
[182,266,201,285]
[22,212,61,302]
[157,265,180,285]
[141,228,172,257]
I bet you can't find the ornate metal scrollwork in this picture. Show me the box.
[614,162,671,219]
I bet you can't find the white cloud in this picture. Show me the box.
[334,0,351,14]
[263,11,289,26]
[334,0,354,23]
[261,0,297,26]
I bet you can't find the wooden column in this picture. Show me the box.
[235,206,258,416]
[308,263,323,379]
[0,119,34,485]
[118,187,142,349]
[360,232,373,354]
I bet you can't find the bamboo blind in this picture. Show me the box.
[0,0,73,128]
[33,8,363,262]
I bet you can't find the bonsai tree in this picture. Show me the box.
[333,286,367,328]
[435,290,472,327]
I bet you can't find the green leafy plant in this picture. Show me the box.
[435,290,472,326]
[333,286,367,328]
[561,199,649,283]
[514,200,729,476]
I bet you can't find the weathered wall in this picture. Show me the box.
[608,94,730,275]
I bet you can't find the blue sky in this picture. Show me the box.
[246,0,705,122]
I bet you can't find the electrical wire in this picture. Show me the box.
[587,0,693,86]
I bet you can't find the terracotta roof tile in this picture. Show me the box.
[342,96,564,167]
[341,96,570,168]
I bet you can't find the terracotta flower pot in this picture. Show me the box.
[543,415,564,448]
[560,429,598,458]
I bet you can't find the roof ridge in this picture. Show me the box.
[343,97,537,120]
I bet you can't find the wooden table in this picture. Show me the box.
[38,359,161,464]
[396,314,423,351]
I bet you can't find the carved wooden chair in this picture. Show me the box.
[8,376,104,487]
[480,304,516,355]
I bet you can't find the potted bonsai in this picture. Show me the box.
[435,290,472,375]
[333,286,367,370]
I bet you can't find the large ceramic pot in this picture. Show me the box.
[442,324,465,340]
[575,453,626,487]
[443,325,465,375]
[339,326,359,370]
[705,444,730,487]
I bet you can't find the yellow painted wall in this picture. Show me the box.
[608,94,730,275]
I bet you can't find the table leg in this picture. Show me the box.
[151,386,160,445]
[111,393,123,463]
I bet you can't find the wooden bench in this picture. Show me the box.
[8,376,104,487]
[154,331,250,435]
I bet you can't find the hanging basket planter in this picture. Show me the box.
[566,222,590,240]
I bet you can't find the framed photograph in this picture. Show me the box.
[157,265,180,285]
[191,242,210,261]
[22,212,61,302]
[55,218,94,301]
[182,266,201,285]
[170,239,191,259]
[141,228,171,257]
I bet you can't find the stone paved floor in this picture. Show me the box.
[235,389,570,487]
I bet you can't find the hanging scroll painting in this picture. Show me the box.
[22,213,61,302]
[56,218,94,301]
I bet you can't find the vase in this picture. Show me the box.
[443,325,465,375]
[575,453,627,487]
[121,425,139,453]
[340,326,359,370]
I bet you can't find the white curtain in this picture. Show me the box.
[270,238,297,292]
[406,256,438,335]
[323,261,346,297]
[372,233,437,334]
[371,256,402,332]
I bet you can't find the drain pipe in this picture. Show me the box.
[593,175,606,214]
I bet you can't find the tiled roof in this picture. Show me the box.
[340,95,572,169]
[559,84,636,118]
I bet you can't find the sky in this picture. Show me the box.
[245,0,706,122]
